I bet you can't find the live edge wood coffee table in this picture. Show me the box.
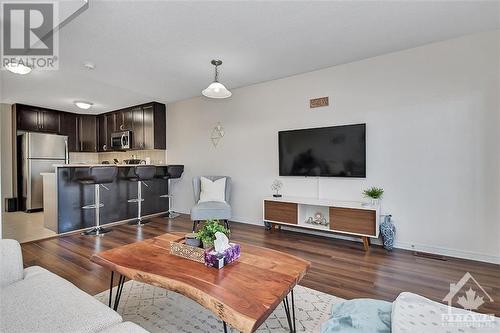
[91,233,310,333]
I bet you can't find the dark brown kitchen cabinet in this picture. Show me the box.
[97,114,115,152]
[16,105,40,132]
[78,115,97,152]
[38,109,60,133]
[60,112,79,152]
[142,104,155,149]
[131,103,165,150]
[115,109,133,131]
[132,107,144,149]
[13,101,165,153]
[15,104,60,133]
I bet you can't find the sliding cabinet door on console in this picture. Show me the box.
[329,207,376,236]
[264,201,298,224]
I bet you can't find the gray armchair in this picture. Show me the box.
[190,176,232,232]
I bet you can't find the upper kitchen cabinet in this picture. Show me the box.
[97,113,115,152]
[131,102,166,150]
[38,109,60,133]
[15,104,60,133]
[115,108,133,131]
[60,112,79,152]
[78,115,97,152]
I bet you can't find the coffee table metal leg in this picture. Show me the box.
[283,296,292,331]
[283,289,296,333]
[113,274,125,311]
[223,321,228,333]
[108,271,114,307]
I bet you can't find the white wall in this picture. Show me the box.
[167,31,500,263]
[0,104,13,200]
[0,103,14,239]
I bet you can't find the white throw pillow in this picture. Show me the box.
[199,177,226,203]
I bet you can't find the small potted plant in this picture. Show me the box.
[363,186,384,206]
[196,219,230,249]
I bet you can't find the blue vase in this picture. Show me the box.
[380,215,395,251]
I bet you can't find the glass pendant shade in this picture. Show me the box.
[202,81,232,99]
[202,59,232,99]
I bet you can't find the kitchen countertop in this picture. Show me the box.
[53,164,168,168]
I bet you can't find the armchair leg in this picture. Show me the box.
[192,220,200,232]
[224,219,230,231]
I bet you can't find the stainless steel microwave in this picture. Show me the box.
[111,131,131,150]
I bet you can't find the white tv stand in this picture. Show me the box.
[263,196,379,250]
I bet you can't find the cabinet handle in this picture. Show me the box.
[120,124,125,130]
[103,144,107,151]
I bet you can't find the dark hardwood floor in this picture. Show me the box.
[21,215,500,316]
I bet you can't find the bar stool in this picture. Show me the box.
[126,165,157,225]
[158,165,184,219]
[74,166,118,236]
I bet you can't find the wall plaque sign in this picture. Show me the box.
[309,96,329,108]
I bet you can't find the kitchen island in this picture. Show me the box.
[44,164,179,234]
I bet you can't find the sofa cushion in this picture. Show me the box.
[0,266,122,333]
[0,239,24,288]
[321,298,392,333]
[99,322,149,333]
[191,201,231,220]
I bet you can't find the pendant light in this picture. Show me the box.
[202,59,232,99]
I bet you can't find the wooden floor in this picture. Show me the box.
[21,215,500,316]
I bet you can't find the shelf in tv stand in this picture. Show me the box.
[262,196,379,251]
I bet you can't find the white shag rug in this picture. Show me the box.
[95,280,344,332]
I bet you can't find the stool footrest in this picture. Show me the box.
[160,194,172,198]
[82,226,111,236]
[127,198,144,203]
[82,203,104,209]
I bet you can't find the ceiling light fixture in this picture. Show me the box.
[202,59,232,99]
[83,61,95,70]
[74,101,93,110]
[5,61,32,75]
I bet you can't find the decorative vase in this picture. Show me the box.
[379,214,395,251]
[370,198,380,206]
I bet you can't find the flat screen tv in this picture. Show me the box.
[279,124,366,177]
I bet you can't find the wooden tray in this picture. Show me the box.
[170,238,205,263]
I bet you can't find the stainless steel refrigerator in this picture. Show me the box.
[21,132,68,212]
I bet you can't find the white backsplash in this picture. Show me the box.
[69,150,166,165]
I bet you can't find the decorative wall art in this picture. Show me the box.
[211,122,225,147]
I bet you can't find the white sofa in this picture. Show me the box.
[0,239,148,333]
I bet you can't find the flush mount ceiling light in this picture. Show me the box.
[5,61,32,75]
[202,59,232,99]
[83,61,95,70]
[74,101,93,110]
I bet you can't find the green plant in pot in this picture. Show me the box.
[195,219,230,249]
[363,186,384,206]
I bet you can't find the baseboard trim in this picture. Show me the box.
[175,210,500,265]
[393,241,500,265]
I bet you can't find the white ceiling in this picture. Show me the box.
[1,0,499,114]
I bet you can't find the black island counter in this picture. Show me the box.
[42,164,183,234]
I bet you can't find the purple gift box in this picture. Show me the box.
[204,243,241,269]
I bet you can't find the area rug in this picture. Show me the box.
[95,280,344,332]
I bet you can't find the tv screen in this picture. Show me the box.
[279,124,366,177]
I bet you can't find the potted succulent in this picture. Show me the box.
[195,219,230,249]
[363,186,384,206]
